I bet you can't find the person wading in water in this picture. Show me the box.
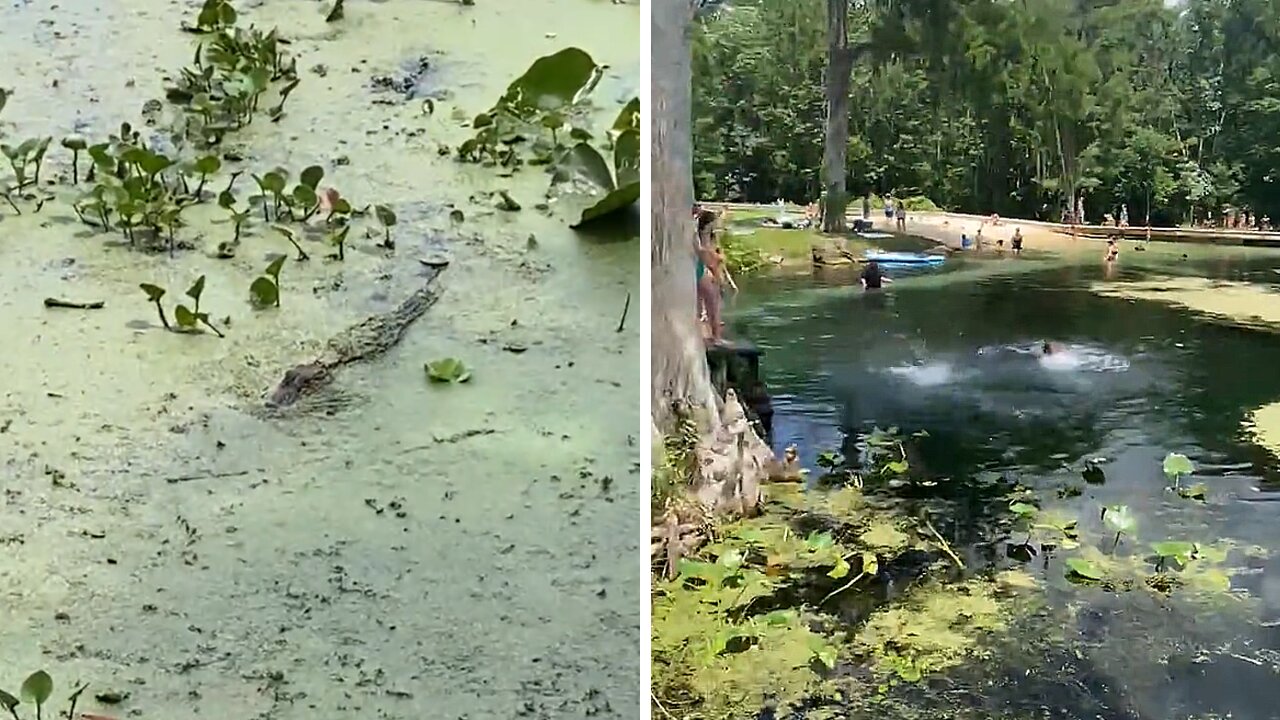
[860,260,892,291]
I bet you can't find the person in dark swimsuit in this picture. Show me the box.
[861,261,892,291]
[1105,238,1119,263]
[1011,228,1024,254]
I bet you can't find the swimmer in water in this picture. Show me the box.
[1040,341,1064,356]
[1105,238,1119,263]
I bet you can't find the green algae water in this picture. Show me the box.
[0,1,639,718]
[725,240,1280,719]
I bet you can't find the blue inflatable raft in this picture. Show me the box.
[864,251,946,265]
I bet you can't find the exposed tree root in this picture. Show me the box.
[265,266,445,408]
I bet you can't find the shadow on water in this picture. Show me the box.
[730,244,1280,719]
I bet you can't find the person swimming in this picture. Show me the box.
[1105,238,1119,262]
[1040,340,1064,356]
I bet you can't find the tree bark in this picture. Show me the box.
[821,0,853,234]
[651,0,773,519]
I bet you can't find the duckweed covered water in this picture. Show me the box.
[0,1,639,718]
[722,239,1280,718]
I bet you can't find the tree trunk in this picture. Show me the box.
[821,0,853,234]
[651,0,774,521]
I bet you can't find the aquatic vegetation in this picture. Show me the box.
[425,358,472,384]
[166,0,300,144]
[1101,504,1135,549]
[552,99,640,227]
[853,578,1011,686]
[271,225,308,261]
[325,0,344,22]
[458,48,639,224]
[1162,452,1202,499]
[326,223,351,260]
[139,276,224,337]
[374,204,398,247]
[1,136,51,189]
[249,256,286,308]
[1150,540,1197,572]
[1065,557,1104,581]
[60,135,87,183]
[0,670,88,720]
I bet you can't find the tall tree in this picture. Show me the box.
[652,0,775,526]
[821,0,854,231]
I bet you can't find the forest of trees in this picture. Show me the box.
[691,0,1280,226]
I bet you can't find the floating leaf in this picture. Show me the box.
[261,171,286,195]
[20,670,52,706]
[249,277,279,308]
[61,135,87,151]
[425,357,472,384]
[884,459,909,475]
[717,548,744,570]
[1151,541,1196,565]
[193,155,221,175]
[1065,557,1104,580]
[264,255,286,280]
[300,165,324,190]
[374,204,397,227]
[139,283,166,303]
[807,636,838,670]
[496,47,601,115]
[1162,452,1194,480]
[174,304,197,328]
[1178,483,1208,501]
[828,555,850,580]
[1102,504,1135,534]
[861,551,879,576]
[761,609,794,626]
[1009,502,1038,518]
[186,275,206,303]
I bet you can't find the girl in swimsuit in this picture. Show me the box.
[695,210,725,344]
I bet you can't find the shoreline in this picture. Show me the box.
[707,202,1280,249]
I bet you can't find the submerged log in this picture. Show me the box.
[266,266,445,408]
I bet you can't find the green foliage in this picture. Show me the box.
[249,255,285,308]
[1,670,88,720]
[140,276,224,337]
[1102,504,1136,548]
[1065,557,1104,581]
[692,0,1280,224]
[168,0,300,144]
[458,48,639,224]
[425,358,472,384]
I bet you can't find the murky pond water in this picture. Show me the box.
[0,1,638,718]
[729,239,1280,719]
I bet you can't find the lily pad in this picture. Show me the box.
[1163,452,1194,480]
[425,358,472,384]
[1177,483,1208,501]
[1151,541,1196,565]
[20,670,52,706]
[1102,504,1135,534]
[1008,502,1038,518]
[1065,557,1104,581]
[249,277,279,307]
[497,47,601,116]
